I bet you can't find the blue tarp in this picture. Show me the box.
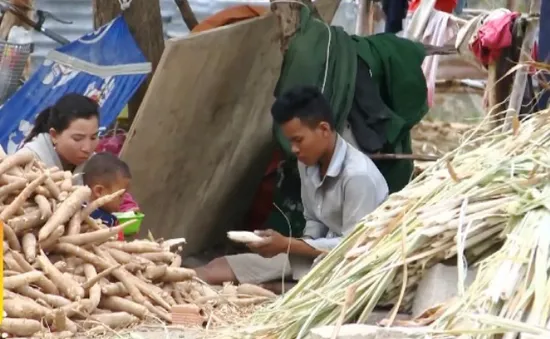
[539,0,550,109]
[0,15,151,153]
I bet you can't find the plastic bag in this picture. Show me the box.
[96,128,126,155]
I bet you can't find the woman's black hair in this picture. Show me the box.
[23,93,100,144]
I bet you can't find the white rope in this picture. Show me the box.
[273,202,292,294]
[270,0,332,93]
[118,0,132,10]
[456,197,472,297]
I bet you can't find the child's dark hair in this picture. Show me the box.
[83,152,131,187]
[24,93,100,143]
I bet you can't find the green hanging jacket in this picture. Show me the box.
[353,34,428,193]
[273,7,357,155]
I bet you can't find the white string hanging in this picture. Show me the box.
[456,196,472,297]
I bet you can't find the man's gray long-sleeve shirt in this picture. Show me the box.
[298,135,388,252]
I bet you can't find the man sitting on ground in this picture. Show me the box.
[195,85,389,291]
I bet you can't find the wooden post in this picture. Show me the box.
[506,0,518,11]
[502,0,541,131]
[92,0,165,125]
[366,0,377,35]
[174,0,198,31]
[486,62,498,125]
[355,0,367,35]
[406,0,436,40]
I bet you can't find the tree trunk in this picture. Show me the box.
[92,0,165,125]
[0,0,33,38]
[0,0,34,80]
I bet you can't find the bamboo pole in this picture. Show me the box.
[355,0,367,35]
[502,0,541,132]
[486,61,499,125]
[368,153,439,162]
[174,0,198,31]
[366,0,376,36]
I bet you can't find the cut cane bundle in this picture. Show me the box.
[217,111,550,339]
[426,189,550,339]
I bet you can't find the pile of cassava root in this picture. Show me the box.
[1,150,275,337]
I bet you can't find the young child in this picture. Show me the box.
[82,152,133,240]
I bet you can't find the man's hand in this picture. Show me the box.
[247,229,290,258]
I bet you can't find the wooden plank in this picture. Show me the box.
[503,1,541,131]
[437,55,487,81]
[120,15,282,254]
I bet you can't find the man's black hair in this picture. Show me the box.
[271,85,335,129]
[83,152,131,187]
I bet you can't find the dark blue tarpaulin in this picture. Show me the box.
[0,15,151,153]
[538,0,550,109]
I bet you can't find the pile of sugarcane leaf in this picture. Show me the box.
[215,111,550,339]
[426,186,550,339]
[411,119,489,172]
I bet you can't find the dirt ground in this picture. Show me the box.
[102,327,199,339]
[74,326,204,339]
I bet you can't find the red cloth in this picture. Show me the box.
[469,12,520,65]
[191,5,266,33]
[115,220,125,241]
[96,132,126,155]
[408,0,457,13]
[244,151,281,231]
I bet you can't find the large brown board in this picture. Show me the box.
[121,2,342,255]
[120,15,282,254]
